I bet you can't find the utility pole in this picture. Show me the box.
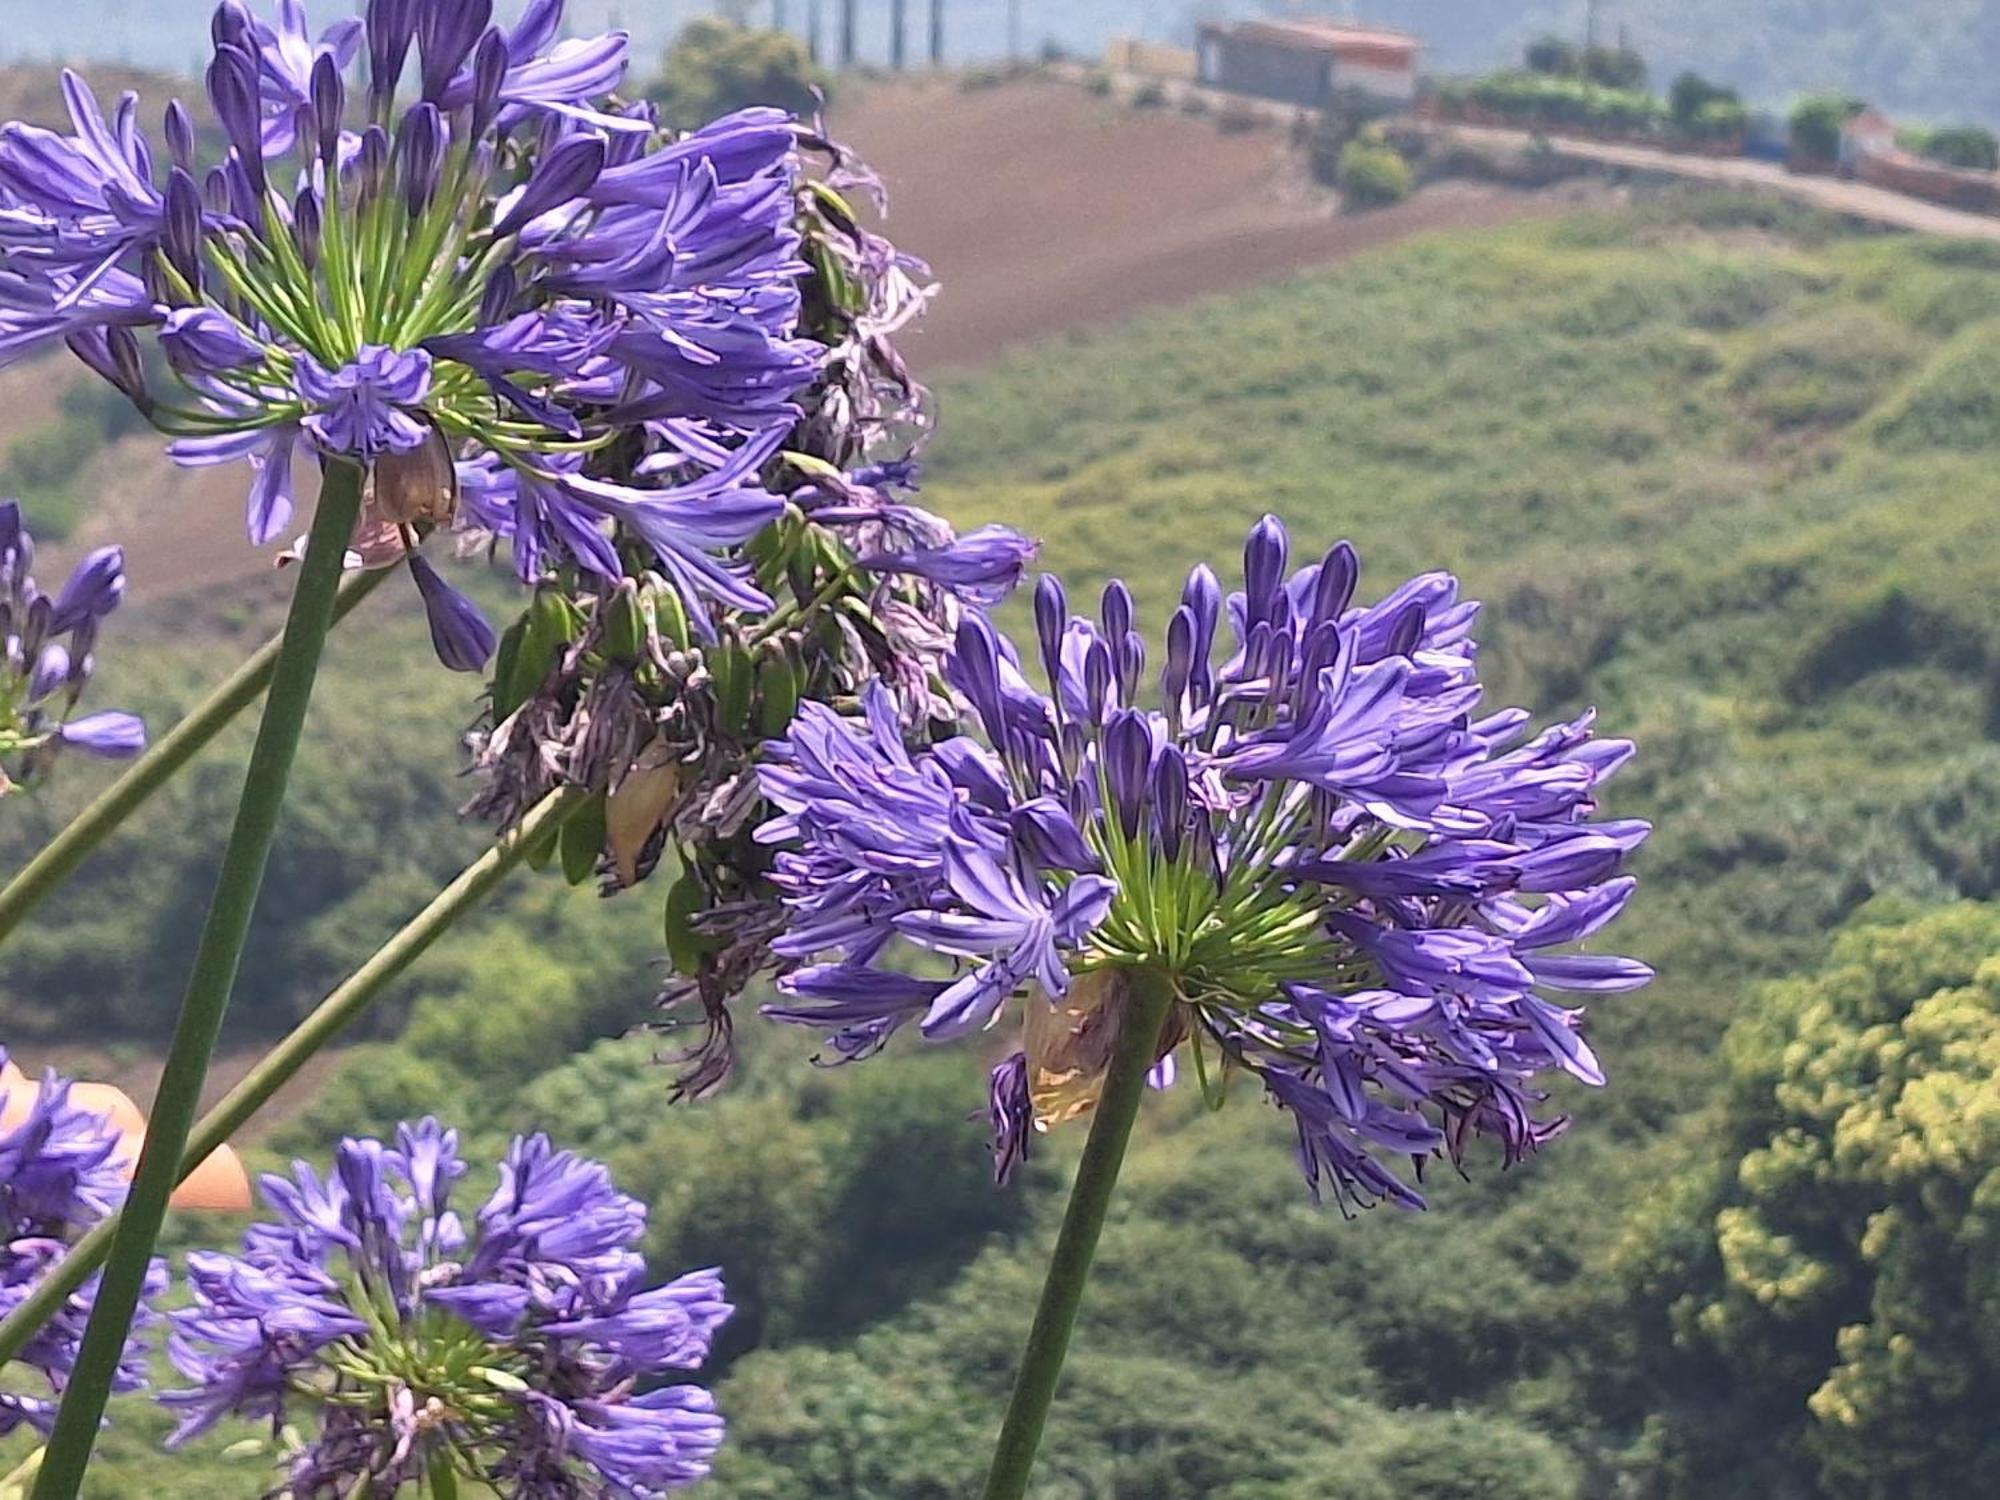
[930,0,944,66]
[1585,0,1601,51]
[774,0,789,29]
[1007,0,1021,62]
[808,0,823,63]
[841,0,857,68]
[891,0,907,69]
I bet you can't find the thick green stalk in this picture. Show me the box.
[0,786,581,1368]
[978,968,1177,1500]
[31,461,366,1500]
[0,565,389,944]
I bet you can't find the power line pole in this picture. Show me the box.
[930,0,944,66]
[1007,0,1021,62]
[808,0,823,63]
[841,0,857,67]
[891,0,907,69]
[774,0,789,29]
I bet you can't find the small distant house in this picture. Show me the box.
[1196,18,1421,109]
[1838,108,1897,172]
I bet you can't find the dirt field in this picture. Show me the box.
[827,78,1597,370]
[22,77,1586,605]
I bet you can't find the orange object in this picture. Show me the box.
[0,1060,252,1213]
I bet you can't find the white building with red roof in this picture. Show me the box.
[1196,18,1421,109]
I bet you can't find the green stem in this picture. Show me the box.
[427,1449,462,1500]
[0,787,582,1368]
[30,460,366,1500]
[978,968,1176,1500]
[0,565,389,946]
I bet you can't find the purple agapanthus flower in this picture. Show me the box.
[0,1050,166,1437]
[163,1119,731,1496]
[757,516,1652,1210]
[0,0,835,667]
[1,499,145,794]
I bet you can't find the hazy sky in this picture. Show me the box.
[0,0,1270,74]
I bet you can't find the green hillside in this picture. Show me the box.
[4,185,1998,1497]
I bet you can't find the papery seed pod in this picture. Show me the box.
[366,425,459,527]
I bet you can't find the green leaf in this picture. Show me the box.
[663,869,717,974]
[560,794,607,886]
[502,588,584,715]
[710,643,754,735]
[756,650,804,738]
[602,583,647,662]
[650,581,691,651]
[488,618,526,719]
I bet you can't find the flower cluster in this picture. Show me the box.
[0,500,144,795]
[163,1119,731,1496]
[757,516,1652,1210]
[0,0,832,668]
[0,1051,163,1437]
[462,130,1033,1097]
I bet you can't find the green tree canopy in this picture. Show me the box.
[647,20,827,132]
[1627,900,2000,1498]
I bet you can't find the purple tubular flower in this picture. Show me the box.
[163,98,196,169]
[308,51,343,166]
[294,346,433,459]
[47,545,124,632]
[57,711,147,757]
[986,1051,1035,1185]
[495,130,607,235]
[160,307,263,373]
[408,554,496,673]
[205,43,266,195]
[367,0,418,103]
[755,515,1651,1210]
[27,643,70,704]
[1,1052,165,1437]
[893,838,1113,1039]
[2,504,144,783]
[397,101,444,218]
[162,1119,732,1494]
[568,1387,727,1494]
[862,523,1037,605]
[418,0,495,103]
[527,457,786,622]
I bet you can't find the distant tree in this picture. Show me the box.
[1669,70,1741,132]
[648,18,828,129]
[1919,124,2000,171]
[1336,133,1414,207]
[1691,97,1750,143]
[1524,34,1580,77]
[1788,93,1865,164]
[1582,43,1648,91]
[1623,901,2000,1499]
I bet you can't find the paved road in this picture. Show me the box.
[1430,121,2000,241]
[1083,63,2000,242]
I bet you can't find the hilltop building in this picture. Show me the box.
[1195,18,1420,109]
[1838,108,1898,173]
